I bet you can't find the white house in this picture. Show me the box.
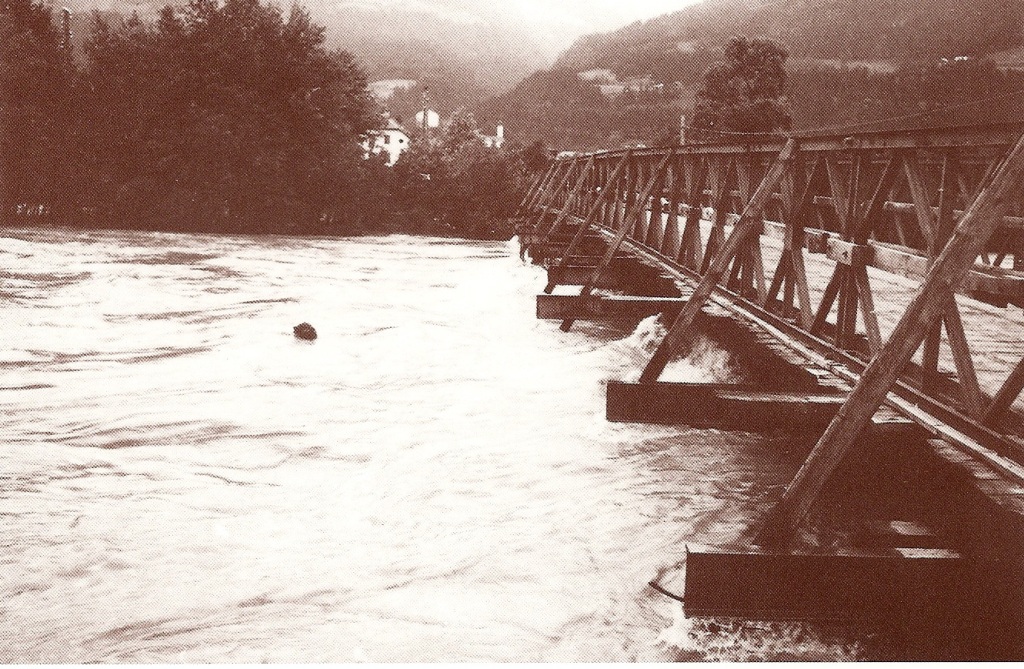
[364,117,411,166]
[477,124,504,149]
[414,108,441,131]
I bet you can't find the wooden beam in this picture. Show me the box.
[854,265,883,355]
[561,152,672,331]
[942,295,986,419]
[662,545,965,621]
[544,151,632,294]
[606,381,845,430]
[757,131,1024,546]
[639,139,799,383]
[678,158,709,270]
[536,294,686,320]
[546,265,622,290]
[903,152,938,253]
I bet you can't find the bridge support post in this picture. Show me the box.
[560,152,673,331]
[639,138,798,382]
[757,131,1024,546]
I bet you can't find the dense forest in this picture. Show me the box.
[1,0,531,239]
[557,0,1023,70]
[476,54,1024,151]
[476,0,1024,150]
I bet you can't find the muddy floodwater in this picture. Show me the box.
[0,228,871,661]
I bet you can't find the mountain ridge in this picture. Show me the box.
[475,0,1024,150]
[555,0,1024,74]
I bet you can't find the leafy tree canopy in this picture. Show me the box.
[71,0,378,232]
[689,36,791,138]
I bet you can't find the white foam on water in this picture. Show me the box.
[0,228,870,662]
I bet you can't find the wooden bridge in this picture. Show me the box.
[513,123,1024,658]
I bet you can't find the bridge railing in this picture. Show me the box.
[517,122,1024,543]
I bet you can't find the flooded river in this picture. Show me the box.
[0,227,867,661]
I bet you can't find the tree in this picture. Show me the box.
[441,107,479,151]
[689,36,791,139]
[0,0,70,219]
[72,0,377,233]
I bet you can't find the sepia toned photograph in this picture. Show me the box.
[3,0,1024,661]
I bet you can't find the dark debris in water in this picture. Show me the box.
[293,322,317,341]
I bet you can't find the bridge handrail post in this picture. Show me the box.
[639,138,799,383]
[543,151,633,294]
[758,130,1024,547]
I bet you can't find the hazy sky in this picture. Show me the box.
[331,0,702,35]
[504,0,702,33]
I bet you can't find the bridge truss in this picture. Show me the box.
[516,123,1024,548]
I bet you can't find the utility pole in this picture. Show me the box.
[60,7,72,65]
[420,86,431,137]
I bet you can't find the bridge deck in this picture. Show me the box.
[513,124,1024,644]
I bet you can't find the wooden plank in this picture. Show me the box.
[536,294,687,320]
[826,238,874,266]
[758,131,1024,546]
[666,545,965,621]
[606,381,846,430]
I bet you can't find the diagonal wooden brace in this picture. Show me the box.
[757,130,1024,547]
[639,139,799,383]
[560,152,673,332]
[544,152,632,294]
[520,163,554,214]
[536,156,595,243]
[527,161,575,231]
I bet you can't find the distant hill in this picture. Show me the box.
[52,0,551,121]
[556,0,1024,74]
[476,0,1024,150]
[321,2,549,95]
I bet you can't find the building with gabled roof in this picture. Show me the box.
[363,116,411,167]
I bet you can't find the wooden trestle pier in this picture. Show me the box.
[514,123,1024,658]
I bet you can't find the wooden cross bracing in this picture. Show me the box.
[515,123,1024,545]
